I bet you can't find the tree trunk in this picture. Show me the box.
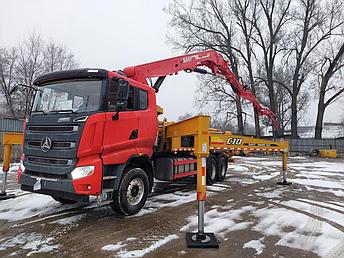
[315,81,327,139]
[267,70,278,137]
[254,111,261,137]
[314,101,325,139]
[290,93,298,138]
[235,95,244,135]
[247,62,260,137]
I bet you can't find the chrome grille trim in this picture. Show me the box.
[28,125,78,133]
[27,156,73,166]
[27,140,76,150]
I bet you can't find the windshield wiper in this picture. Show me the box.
[31,110,47,115]
[47,109,75,114]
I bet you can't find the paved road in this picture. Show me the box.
[0,156,343,258]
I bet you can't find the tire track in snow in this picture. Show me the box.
[324,240,344,258]
[297,205,324,251]
[268,201,344,233]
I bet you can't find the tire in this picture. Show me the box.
[309,149,320,157]
[206,156,217,185]
[216,155,228,182]
[52,196,77,204]
[111,167,149,216]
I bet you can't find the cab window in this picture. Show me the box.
[137,88,148,110]
[108,80,148,111]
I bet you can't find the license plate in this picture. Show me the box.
[33,178,42,191]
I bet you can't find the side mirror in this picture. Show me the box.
[117,79,129,101]
[116,101,127,111]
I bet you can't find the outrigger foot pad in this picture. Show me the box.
[186,232,219,248]
[0,193,15,200]
[277,180,292,186]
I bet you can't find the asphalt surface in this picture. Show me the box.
[0,155,343,258]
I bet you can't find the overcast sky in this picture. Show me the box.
[0,0,342,124]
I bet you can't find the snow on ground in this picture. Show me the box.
[243,237,265,255]
[1,156,343,257]
[102,234,179,258]
[180,205,255,238]
[253,172,280,181]
[102,242,127,251]
[0,233,59,256]
[289,161,344,173]
[227,164,249,172]
[253,207,344,257]
[50,214,86,226]
[0,194,62,222]
[290,179,343,189]
[298,198,344,213]
[279,200,344,227]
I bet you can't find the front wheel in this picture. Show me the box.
[111,167,149,216]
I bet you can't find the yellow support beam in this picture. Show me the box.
[2,132,23,172]
[1,132,23,198]
[2,132,23,145]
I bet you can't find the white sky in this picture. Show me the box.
[0,0,198,121]
[0,0,341,124]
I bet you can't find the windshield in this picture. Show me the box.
[31,79,102,114]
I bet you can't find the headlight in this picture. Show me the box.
[20,160,25,173]
[71,166,95,180]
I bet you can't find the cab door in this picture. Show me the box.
[102,79,140,165]
[134,86,157,156]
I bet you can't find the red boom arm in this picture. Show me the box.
[123,50,278,128]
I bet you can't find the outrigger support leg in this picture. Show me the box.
[277,152,292,186]
[0,144,15,200]
[186,156,219,248]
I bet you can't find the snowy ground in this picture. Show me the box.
[0,156,343,257]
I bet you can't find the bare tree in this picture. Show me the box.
[177,112,193,121]
[250,0,292,137]
[285,0,344,138]
[44,42,78,73]
[0,33,78,118]
[0,47,18,118]
[15,33,46,116]
[233,0,262,136]
[314,41,344,138]
[194,75,241,131]
[166,0,248,134]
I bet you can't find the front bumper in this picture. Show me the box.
[19,173,89,202]
[19,155,103,202]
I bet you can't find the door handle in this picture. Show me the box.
[129,129,138,140]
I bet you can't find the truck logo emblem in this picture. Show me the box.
[41,137,52,152]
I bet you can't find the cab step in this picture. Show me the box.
[103,176,117,180]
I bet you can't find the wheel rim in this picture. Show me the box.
[126,178,144,206]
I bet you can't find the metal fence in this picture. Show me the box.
[0,118,24,142]
[287,138,344,153]
[0,118,24,161]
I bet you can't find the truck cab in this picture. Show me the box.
[18,68,157,215]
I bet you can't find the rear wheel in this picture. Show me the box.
[206,156,217,185]
[216,155,228,182]
[111,167,149,216]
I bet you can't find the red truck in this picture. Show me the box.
[18,50,277,215]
